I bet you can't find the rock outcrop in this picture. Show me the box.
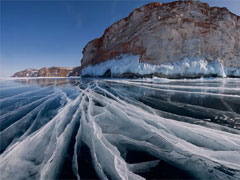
[12,67,73,77]
[68,66,82,76]
[12,69,38,77]
[80,0,240,78]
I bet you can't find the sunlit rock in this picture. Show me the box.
[81,1,240,78]
[12,67,73,77]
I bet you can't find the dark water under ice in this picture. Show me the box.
[0,77,240,180]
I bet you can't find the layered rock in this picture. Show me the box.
[37,67,73,77]
[12,67,73,77]
[80,0,240,77]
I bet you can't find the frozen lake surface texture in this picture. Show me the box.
[0,78,240,180]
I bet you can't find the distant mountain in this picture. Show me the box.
[12,67,73,77]
[12,68,38,77]
[79,1,240,78]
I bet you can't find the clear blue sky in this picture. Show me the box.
[1,0,240,77]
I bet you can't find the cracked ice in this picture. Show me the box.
[0,78,240,180]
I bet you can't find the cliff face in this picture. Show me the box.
[37,67,72,77]
[12,67,73,77]
[81,1,240,77]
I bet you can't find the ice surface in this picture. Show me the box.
[0,78,240,180]
[81,55,240,77]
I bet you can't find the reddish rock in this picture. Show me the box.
[12,67,73,77]
[81,0,240,73]
[38,67,72,77]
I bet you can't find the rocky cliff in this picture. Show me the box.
[80,0,240,78]
[12,67,73,77]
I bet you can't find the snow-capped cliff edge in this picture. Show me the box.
[80,1,240,78]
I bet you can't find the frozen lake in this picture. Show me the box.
[0,78,240,180]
